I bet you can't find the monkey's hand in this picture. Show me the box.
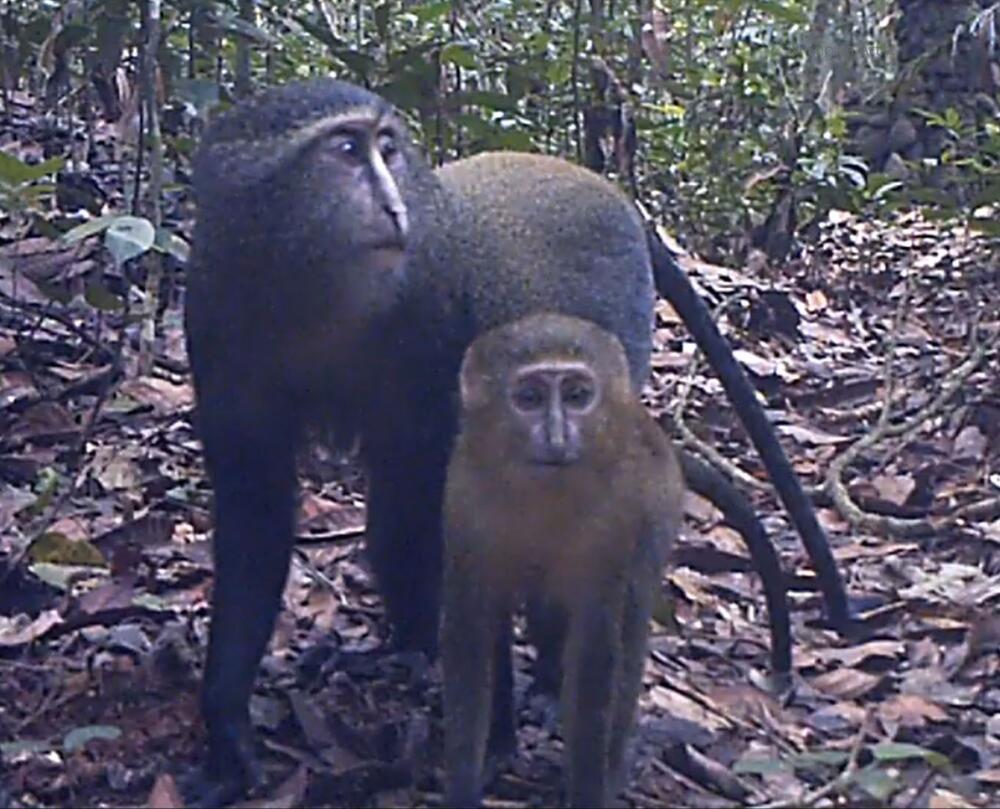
[181,723,261,809]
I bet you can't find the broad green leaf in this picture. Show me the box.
[754,0,809,24]
[0,152,65,185]
[29,562,104,591]
[0,739,52,761]
[733,755,791,775]
[970,180,1000,209]
[970,217,1000,237]
[791,750,850,770]
[871,742,950,769]
[104,216,155,267]
[84,279,125,312]
[28,532,106,567]
[62,213,119,244]
[374,3,390,41]
[63,725,121,752]
[441,43,477,69]
[854,764,898,802]
[173,79,220,115]
[412,0,451,22]
[155,228,191,263]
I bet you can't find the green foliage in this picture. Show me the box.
[3,0,990,264]
[0,151,63,220]
[735,741,950,802]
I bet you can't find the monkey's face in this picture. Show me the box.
[294,113,411,266]
[507,362,600,466]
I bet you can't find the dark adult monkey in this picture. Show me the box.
[185,78,828,803]
[442,313,684,808]
[185,81,450,804]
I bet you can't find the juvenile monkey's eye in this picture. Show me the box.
[562,377,595,409]
[512,382,546,412]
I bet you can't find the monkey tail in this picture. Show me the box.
[678,452,792,684]
[644,224,854,634]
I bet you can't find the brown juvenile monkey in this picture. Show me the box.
[442,313,684,809]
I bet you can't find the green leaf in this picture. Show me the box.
[733,755,791,775]
[441,43,477,69]
[28,532,106,567]
[155,228,191,263]
[791,750,850,770]
[374,3,390,41]
[854,764,898,802]
[173,79,220,115]
[754,0,809,24]
[61,213,119,244]
[411,0,451,22]
[84,279,125,312]
[0,739,52,761]
[450,90,518,111]
[970,217,1000,236]
[62,725,121,752]
[0,152,65,185]
[870,742,950,769]
[104,216,155,267]
[29,562,102,591]
[970,179,1000,209]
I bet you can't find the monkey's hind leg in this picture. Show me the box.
[561,594,623,808]
[526,596,568,698]
[488,613,517,760]
[364,441,448,657]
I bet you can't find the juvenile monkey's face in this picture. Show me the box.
[507,361,600,466]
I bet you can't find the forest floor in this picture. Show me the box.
[2,92,1000,808]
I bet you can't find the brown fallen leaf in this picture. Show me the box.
[877,693,948,728]
[928,789,975,808]
[0,608,63,646]
[809,667,883,700]
[146,773,184,809]
[816,639,905,668]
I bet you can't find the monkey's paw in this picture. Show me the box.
[180,732,261,808]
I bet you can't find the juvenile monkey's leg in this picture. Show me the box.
[608,572,655,798]
[364,435,449,656]
[526,596,568,697]
[561,593,622,808]
[488,612,517,759]
[442,563,502,808]
[193,400,300,806]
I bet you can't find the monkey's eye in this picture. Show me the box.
[329,133,363,160]
[512,382,546,412]
[377,131,399,160]
[561,378,595,409]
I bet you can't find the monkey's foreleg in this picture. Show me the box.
[442,563,501,808]
[191,409,299,807]
[608,549,658,800]
[562,595,622,808]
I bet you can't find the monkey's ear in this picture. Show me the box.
[458,349,490,409]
